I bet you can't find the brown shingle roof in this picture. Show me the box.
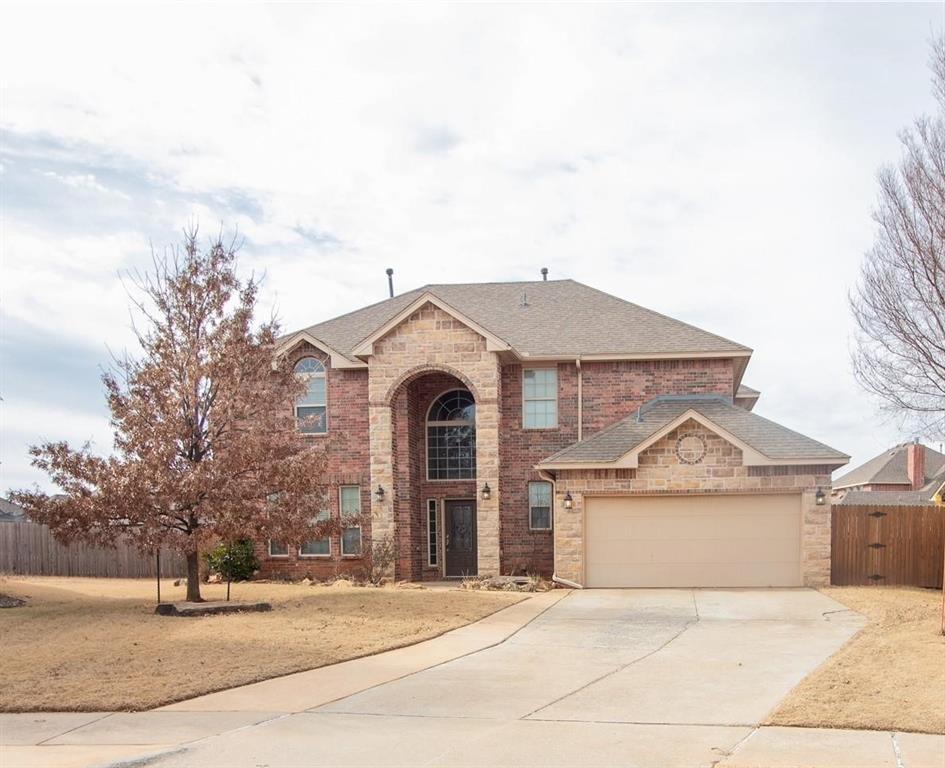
[834,489,939,507]
[833,443,945,489]
[539,395,848,466]
[286,280,751,361]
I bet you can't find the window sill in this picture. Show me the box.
[425,477,477,483]
[298,554,332,559]
[528,528,554,533]
[340,554,363,559]
[268,554,290,559]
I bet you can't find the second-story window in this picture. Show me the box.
[427,389,476,480]
[295,357,327,434]
[523,368,557,429]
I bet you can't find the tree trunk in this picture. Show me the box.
[186,549,203,602]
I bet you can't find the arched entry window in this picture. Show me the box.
[427,389,476,480]
[295,357,327,434]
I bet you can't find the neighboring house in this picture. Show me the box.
[0,497,26,522]
[264,278,848,588]
[833,441,945,507]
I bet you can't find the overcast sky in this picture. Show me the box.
[2,3,944,493]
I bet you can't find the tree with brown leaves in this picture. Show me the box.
[11,229,331,602]
[851,38,945,439]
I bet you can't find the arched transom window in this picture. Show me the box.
[295,357,327,434]
[427,389,476,480]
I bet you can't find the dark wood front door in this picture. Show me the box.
[444,500,477,577]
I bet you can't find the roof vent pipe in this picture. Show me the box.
[386,268,394,298]
[541,267,548,281]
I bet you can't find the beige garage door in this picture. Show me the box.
[585,494,802,588]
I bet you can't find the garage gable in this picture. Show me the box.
[538,396,849,471]
[633,413,765,470]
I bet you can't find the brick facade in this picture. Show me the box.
[257,311,833,587]
[255,342,373,580]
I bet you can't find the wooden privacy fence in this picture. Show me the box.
[831,504,944,589]
[0,521,185,578]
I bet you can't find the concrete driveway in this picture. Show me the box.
[6,588,942,767]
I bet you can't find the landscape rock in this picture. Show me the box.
[155,600,271,617]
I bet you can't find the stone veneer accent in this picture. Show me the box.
[368,303,502,576]
[552,419,833,587]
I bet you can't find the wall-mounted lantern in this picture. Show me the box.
[563,491,573,510]
[481,482,491,501]
[815,488,826,506]
[375,485,385,502]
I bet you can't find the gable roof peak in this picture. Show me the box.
[283,278,753,364]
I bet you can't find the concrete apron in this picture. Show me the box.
[3,589,943,768]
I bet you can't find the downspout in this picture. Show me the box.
[576,357,583,442]
[553,574,584,589]
[539,467,585,590]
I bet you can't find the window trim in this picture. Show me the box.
[294,356,329,436]
[268,540,289,558]
[528,481,554,531]
[299,509,331,558]
[339,485,362,558]
[425,388,477,482]
[522,366,558,430]
[426,498,439,567]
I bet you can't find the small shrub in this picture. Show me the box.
[361,535,397,585]
[205,540,259,582]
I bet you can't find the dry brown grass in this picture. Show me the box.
[0,576,522,712]
[769,586,945,735]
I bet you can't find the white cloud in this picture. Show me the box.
[1,3,942,491]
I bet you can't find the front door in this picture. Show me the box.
[444,500,477,577]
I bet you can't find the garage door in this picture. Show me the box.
[585,494,802,588]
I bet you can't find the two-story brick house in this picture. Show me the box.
[261,279,848,588]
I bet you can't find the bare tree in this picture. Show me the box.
[10,228,332,601]
[851,37,945,438]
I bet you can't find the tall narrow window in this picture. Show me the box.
[528,482,553,530]
[300,509,331,556]
[523,368,557,429]
[427,390,476,480]
[295,357,327,434]
[427,499,439,566]
[340,486,362,556]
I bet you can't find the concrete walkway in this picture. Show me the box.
[2,588,943,768]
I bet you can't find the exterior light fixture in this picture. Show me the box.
[563,491,573,510]
[375,485,385,502]
[815,488,826,506]
[481,482,491,501]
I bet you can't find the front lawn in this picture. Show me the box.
[0,576,522,712]
[769,586,945,734]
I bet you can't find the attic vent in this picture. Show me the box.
[521,291,529,307]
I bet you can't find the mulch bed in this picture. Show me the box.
[0,593,27,608]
